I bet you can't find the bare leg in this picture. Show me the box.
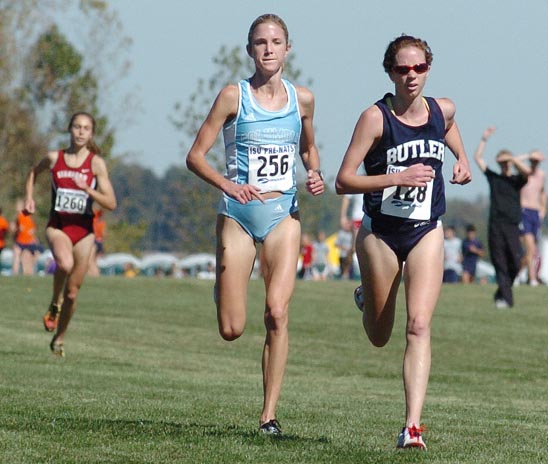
[21,249,34,275]
[259,214,300,424]
[355,225,402,347]
[87,244,100,277]
[54,234,95,343]
[523,233,538,284]
[215,215,257,341]
[46,228,95,346]
[401,227,443,427]
[52,268,67,306]
[12,245,22,275]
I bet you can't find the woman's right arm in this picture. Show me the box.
[335,106,434,194]
[186,85,263,204]
[24,151,57,214]
[335,106,382,194]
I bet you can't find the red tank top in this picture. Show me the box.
[50,150,96,218]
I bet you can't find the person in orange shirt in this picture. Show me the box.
[87,208,106,277]
[0,208,9,256]
[12,199,37,275]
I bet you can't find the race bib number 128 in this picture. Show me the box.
[380,165,433,220]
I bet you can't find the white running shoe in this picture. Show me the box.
[397,425,427,450]
[495,299,510,309]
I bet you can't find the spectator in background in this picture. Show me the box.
[123,262,137,278]
[474,126,530,308]
[88,208,106,277]
[443,225,462,283]
[340,193,364,232]
[335,218,354,279]
[197,261,215,280]
[299,233,313,280]
[0,207,9,259]
[461,224,484,284]
[518,150,546,286]
[12,199,38,276]
[311,230,330,281]
[169,262,184,279]
[339,193,364,278]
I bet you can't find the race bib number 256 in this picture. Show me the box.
[247,144,295,192]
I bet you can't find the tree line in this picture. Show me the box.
[106,161,491,256]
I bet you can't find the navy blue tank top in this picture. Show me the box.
[363,93,447,232]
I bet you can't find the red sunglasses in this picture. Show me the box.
[392,63,429,75]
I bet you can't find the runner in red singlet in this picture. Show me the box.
[24,112,117,357]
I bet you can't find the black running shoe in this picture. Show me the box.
[50,335,65,357]
[354,285,364,312]
[259,419,282,435]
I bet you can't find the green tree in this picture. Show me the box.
[23,25,115,155]
[0,0,131,245]
[109,162,162,253]
[109,159,344,254]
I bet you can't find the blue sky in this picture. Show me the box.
[98,0,548,200]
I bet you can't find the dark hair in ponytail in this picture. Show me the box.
[67,112,102,154]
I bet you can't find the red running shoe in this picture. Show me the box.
[397,424,427,450]
[43,303,61,332]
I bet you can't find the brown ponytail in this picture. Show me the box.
[86,139,101,155]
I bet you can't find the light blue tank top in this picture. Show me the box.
[223,79,302,194]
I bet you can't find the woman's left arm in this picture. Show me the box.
[297,86,324,196]
[79,156,117,211]
[438,97,472,185]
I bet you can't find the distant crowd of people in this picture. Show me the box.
[298,193,364,281]
[0,199,42,276]
[443,223,486,284]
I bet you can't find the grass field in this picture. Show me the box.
[0,276,547,463]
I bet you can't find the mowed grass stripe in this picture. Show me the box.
[0,276,546,463]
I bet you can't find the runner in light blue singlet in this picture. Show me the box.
[219,78,302,241]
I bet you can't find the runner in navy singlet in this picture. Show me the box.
[336,35,471,450]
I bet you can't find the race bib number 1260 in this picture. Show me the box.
[54,188,89,214]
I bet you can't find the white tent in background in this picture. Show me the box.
[36,249,54,274]
[178,253,215,277]
[476,259,496,283]
[97,253,141,276]
[0,248,13,275]
[139,253,179,276]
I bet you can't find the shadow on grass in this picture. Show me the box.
[3,416,330,445]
